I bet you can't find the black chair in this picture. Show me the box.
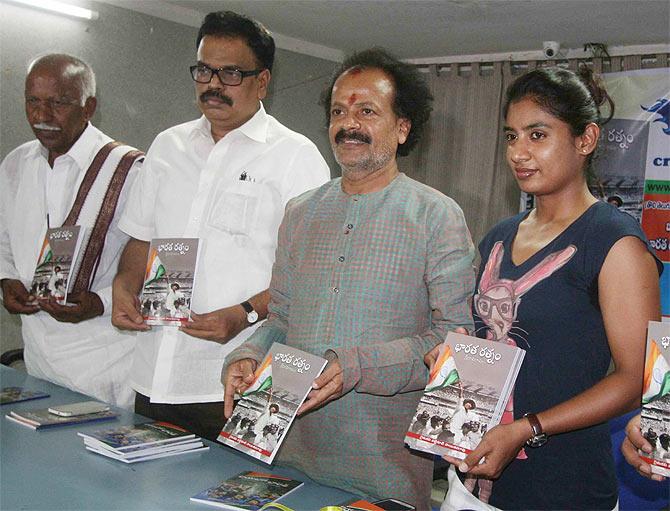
[1,348,24,368]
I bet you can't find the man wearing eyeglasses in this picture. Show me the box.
[112,11,329,440]
[0,53,142,408]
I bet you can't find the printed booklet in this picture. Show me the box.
[639,320,670,477]
[190,471,303,510]
[78,421,208,463]
[79,420,196,450]
[0,387,49,405]
[140,238,200,326]
[29,225,86,305]
[405,331,525,460]
[6,407,118,430]
[217,343,327,464]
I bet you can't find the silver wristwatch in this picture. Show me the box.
[240,300,259,325]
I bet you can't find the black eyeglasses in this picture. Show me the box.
[189,64,262,86]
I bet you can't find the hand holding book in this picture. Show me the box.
[223,358,258,418]
[38,290,104,323]
[621,413,666,482]
[450,416,532,478]
[0,279,40,315]
[180,305,248,343]
[297,355,343,415]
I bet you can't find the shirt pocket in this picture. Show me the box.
[206,179,261,237]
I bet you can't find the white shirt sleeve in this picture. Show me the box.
[0,153,21,285]
[280,142,331,207]
[117,140,160,241]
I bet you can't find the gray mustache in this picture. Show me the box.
[32,123,61,131]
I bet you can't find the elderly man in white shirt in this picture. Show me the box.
[0,54,142,408]
[112,11,329,440]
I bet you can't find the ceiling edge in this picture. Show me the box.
[97,0,343,62]
[406,43,670,65]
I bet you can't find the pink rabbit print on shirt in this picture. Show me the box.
[474,241,576,458]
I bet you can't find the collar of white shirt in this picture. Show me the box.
[26,122,105,173]
[189,102,270,145]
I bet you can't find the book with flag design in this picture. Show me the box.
[405,331,525,460]
[29,226,86,305]
[139,238,200,326]
[243,355,272,397]
[639,321,670,477]
[217,343,327,464]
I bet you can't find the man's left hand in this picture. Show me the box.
[180,305,247,343]
[297,357,344,415]
[39,291,104,323]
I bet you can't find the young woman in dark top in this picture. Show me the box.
[432,66,662,510]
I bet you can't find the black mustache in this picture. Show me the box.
[335,129,371,144]
[199,89,233,106]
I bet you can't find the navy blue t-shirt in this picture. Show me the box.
[471,201,662,510]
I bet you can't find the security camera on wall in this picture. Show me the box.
[543,41,561,59]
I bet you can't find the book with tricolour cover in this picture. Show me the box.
[140,238,200,326]
[639,320,670,477]
[217,343,327,464]
[190,471,303,510]
[0,387,49,405]
[6,407,118,430]
[405,331,525,460]
[29,225,86,305]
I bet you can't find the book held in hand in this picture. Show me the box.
[79,421,208,463]
[217,343,327,464]
[639,320,670,477]
[190,471,303,510]
[0,387,49,405]
[405,331,525,460]
[29,225,86,305]
[140,238,200,326]
[6,404,118,430]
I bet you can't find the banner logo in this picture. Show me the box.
[642,98,670,135]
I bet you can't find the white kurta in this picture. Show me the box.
[0,124,141,408]
[118,104,330,404]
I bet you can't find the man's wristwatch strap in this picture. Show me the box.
[240,300,259,325]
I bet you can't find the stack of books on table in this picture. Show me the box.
[78,421,209,463]
[6,405,118,430]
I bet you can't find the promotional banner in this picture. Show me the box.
[600,68,670,320]
[521,67,669,319]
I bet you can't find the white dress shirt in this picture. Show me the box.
[0,123,140,408]
[118,104,330,404]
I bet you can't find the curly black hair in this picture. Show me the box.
[321,47,433,157]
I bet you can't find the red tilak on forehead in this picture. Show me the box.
[348,94,357,106]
